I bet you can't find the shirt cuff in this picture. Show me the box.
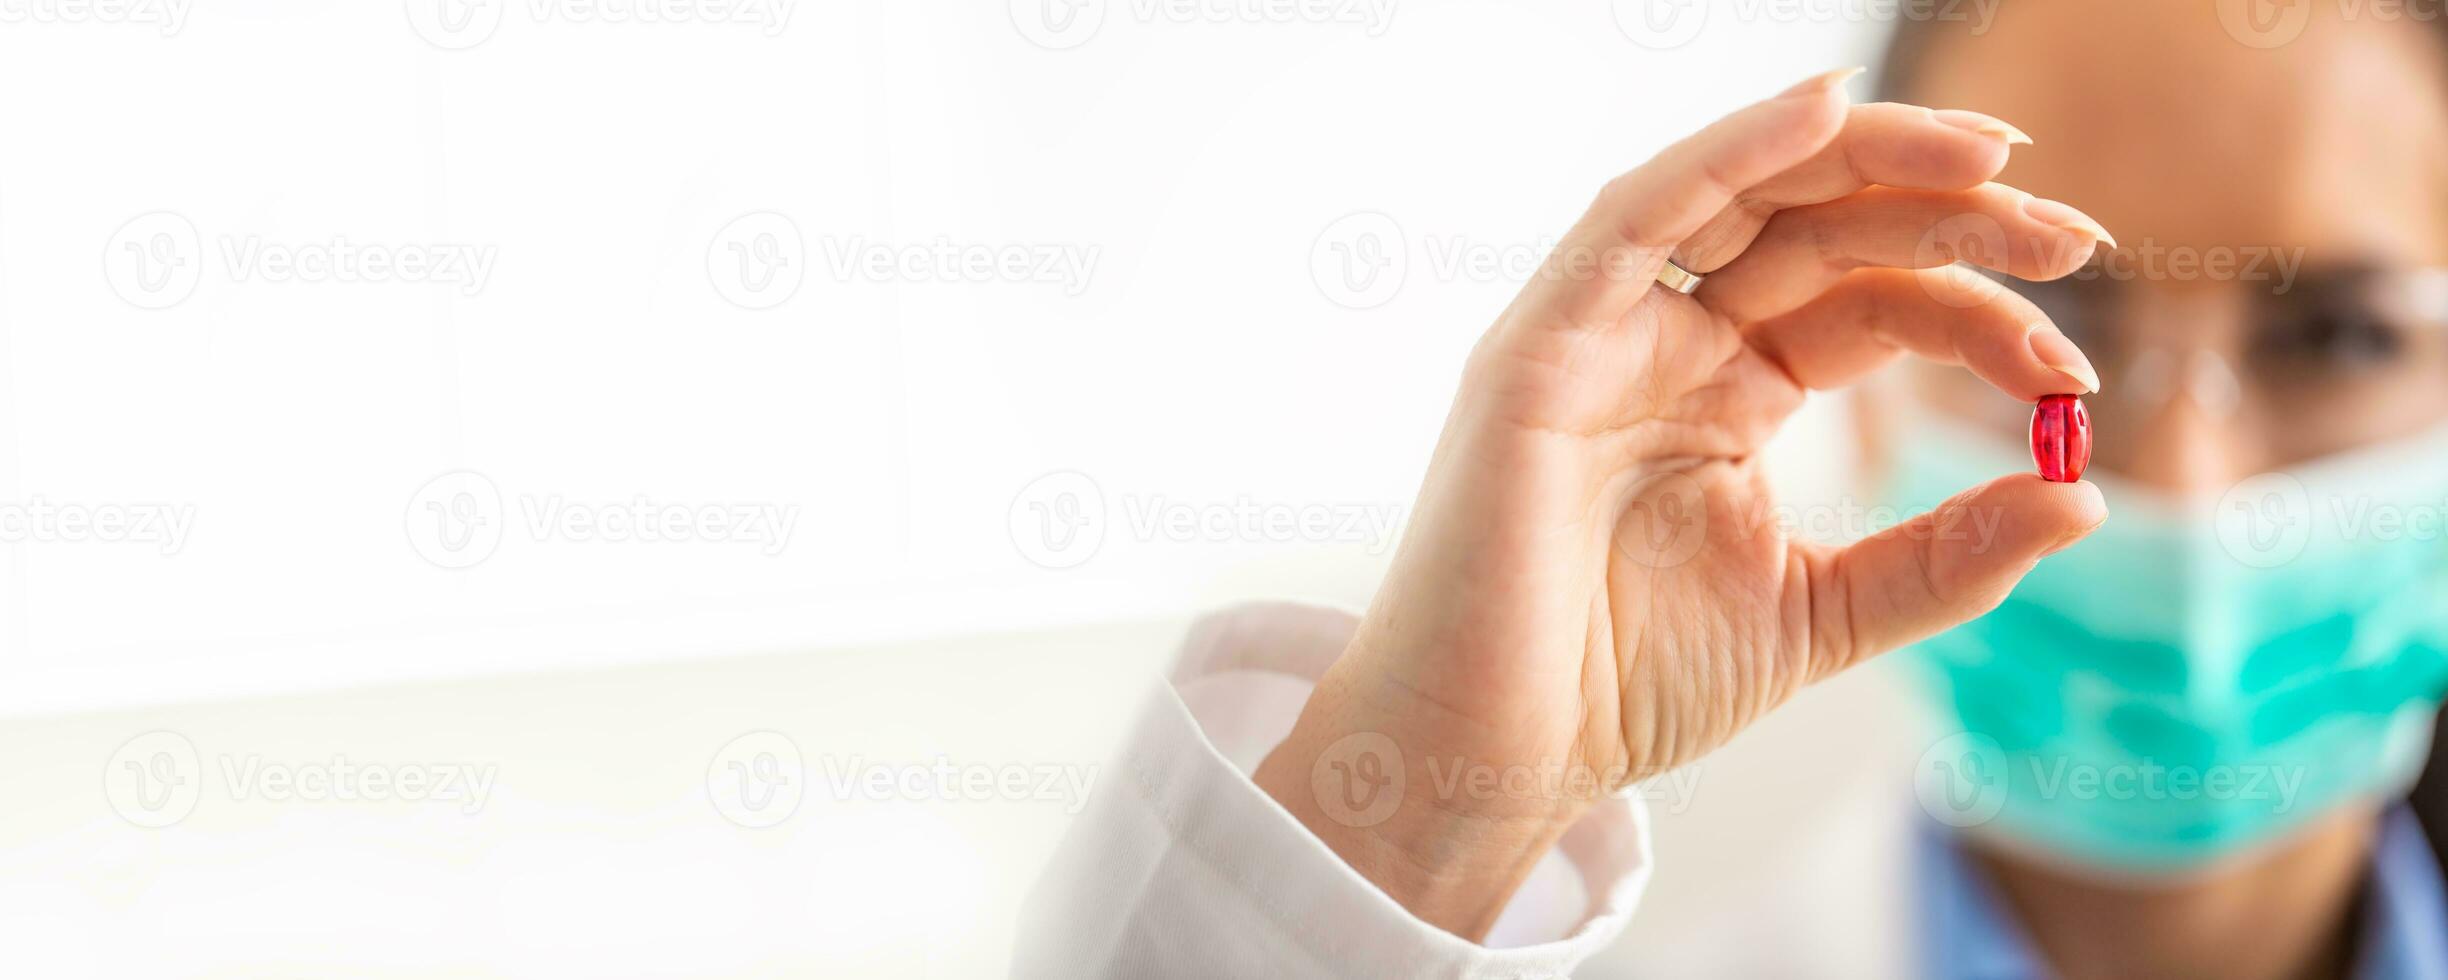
[1118,602,1652,975]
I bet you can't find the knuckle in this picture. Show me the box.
[1777,207,1839,270]
[1597,171,1645,213]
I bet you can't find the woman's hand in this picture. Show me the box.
[1249,68,2111,939]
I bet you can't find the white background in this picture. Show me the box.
[1,0,1876,714]
[1,0,1886,974]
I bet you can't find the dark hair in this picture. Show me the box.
[2416,716,2448,861]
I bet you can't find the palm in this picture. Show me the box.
[1474,298,1819,782]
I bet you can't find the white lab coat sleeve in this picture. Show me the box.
[1014,602,1653,979]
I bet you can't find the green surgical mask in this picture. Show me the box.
[1892,410,2448,873]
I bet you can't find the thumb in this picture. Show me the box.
[1800,473,2106,681]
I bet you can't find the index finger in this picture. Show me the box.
[1512,68,1859,333]
[1746,265,2103,401]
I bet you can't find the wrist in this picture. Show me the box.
[1251,670,1597,941]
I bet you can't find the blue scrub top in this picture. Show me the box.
[1917,807,2448,979]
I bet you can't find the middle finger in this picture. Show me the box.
[1693,183,2114,324]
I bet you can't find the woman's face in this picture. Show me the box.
[1892,0,2448,493]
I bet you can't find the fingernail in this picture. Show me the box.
[2021,196,2119,250]
[1932,109,2033,146]
[1780,66,1865,100]
[2026,322,2102,393]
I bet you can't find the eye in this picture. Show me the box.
[2251,299,2408,372]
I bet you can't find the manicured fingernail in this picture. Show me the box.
[1932,109,2033,146]
[2026,322,2102,393]
[1780,66,1865,100]
[2021,196,2119,250]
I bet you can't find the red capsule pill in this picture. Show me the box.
[2029,394,2092,483]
